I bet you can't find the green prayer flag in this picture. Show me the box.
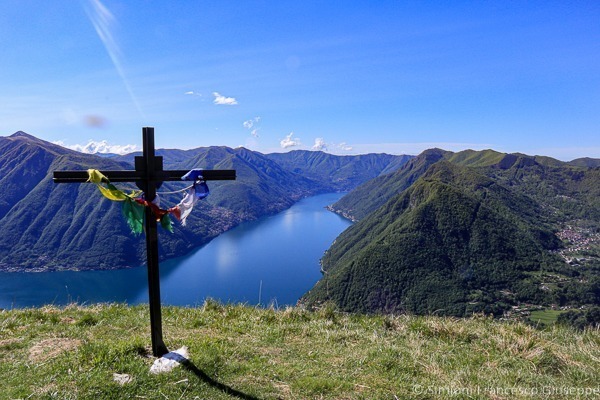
[160,214,173,233]
[122,198,145,234]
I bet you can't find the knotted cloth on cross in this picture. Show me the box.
[86,169,209,233]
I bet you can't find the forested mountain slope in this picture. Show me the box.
[304,151,600,317]
[330,148,450,221]
[331,148,600,222]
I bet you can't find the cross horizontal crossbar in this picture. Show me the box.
[53,169,236,183]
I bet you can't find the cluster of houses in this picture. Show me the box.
[555,225,599,265]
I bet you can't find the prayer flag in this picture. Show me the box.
[86,169,209,234]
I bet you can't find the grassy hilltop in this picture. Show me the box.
[1,303,599,399]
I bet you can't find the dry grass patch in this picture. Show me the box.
[0,338,21,347]
[29,337,81,363]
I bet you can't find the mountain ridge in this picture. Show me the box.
[330,148,600,222]
[0,131,410,272]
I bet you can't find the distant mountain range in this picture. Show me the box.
[302,148,600,317]
[0,131,410,272]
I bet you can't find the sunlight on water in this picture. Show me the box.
[215,237,239,274]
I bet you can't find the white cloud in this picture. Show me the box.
[213,92,238,105]
[185,91,201,96]
[243,116,261,137]
[338,142,353,151]
[312,138,327,151]
[53,139,139,155]
[280,132,301,149]
[243,117,261,127]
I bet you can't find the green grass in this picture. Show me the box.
[529,309,564,326]
[446,149,506,167]
[1,302,599,399]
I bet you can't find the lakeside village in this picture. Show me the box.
[503,223,600,322]
[555,224,600,265]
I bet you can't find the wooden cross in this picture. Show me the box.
[53,127,236,356]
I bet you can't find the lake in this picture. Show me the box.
[0,193,351,309]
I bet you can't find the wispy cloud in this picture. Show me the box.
[184,91,202,96]
[54,139,139,155]
[312,138,327,151]
[213,92,238,105]
[280,132,301,149]
[84,0,144,117]
[337,142,353,151]
[243,116,261,137]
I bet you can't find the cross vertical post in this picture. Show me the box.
[137,127,168,356]
[53,127,236,357]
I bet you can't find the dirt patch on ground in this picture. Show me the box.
[29,338,81,363]
[60,316,76,324]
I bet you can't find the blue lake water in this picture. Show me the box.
[0,193,351,309]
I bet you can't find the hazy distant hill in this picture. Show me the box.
[568,157,600,168]
[0,132,409,272]
[265,150,412,191]
[304,149,600,317]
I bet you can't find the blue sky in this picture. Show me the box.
[1,1,599,160]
